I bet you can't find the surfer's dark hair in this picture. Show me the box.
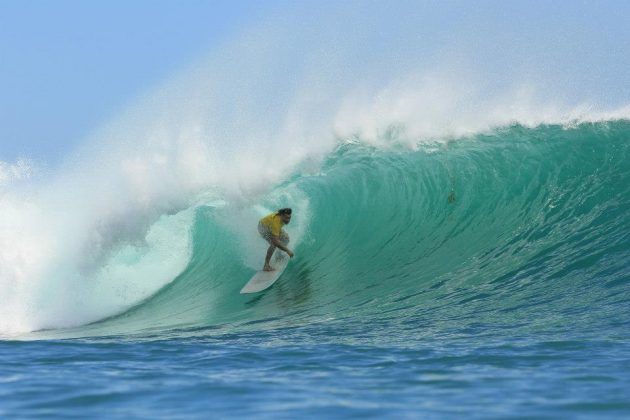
[277,208,292,215]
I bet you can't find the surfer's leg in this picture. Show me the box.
[259,222,276,270]
[264,244,276,271]
[280,230,290,246]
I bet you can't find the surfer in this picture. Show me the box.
[258,208,294,271]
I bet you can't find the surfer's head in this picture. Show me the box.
[278,208,292,224]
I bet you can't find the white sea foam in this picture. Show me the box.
[0,159,34,187]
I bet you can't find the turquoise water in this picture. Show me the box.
[1,121,630,417]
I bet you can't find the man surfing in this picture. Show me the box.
[258,208,294,271]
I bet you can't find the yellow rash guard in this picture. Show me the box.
[259,213,283,237]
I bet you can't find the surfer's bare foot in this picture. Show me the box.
[263,265,275,272]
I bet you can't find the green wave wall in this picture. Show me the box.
[69,121,630,339]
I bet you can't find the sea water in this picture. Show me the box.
[1,122,629,417]
[2,4,630,417]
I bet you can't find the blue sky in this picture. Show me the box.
[1,1,629,165]
[0,0,282,163]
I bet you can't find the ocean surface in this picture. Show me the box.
[1,120,629,417]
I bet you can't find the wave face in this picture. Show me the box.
[4,0,630,340]
[42,120,627,339]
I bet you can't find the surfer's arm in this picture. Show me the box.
[271,236,294,257]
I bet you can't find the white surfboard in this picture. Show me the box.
[240,253,290,294]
